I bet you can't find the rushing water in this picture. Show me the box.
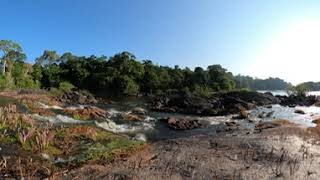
[257,90,320,96]
[5,94,320,142]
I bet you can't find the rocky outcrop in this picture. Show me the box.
[131,107,147,115]
[122,113,145,121]
[161,117,205,130]
[151,91,280,116]
[56,91,99,105]
[63,106,108,120]
[279,95,320,107]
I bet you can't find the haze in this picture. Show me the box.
[2,0,320,84]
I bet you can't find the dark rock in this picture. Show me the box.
[312,118,320,124]
[56,91,99,105]
[266,105,272,108]
[161,117,205,130]
[225,121,239,127]
[294,109,305,114]
[150,91,280,116]
[131,107,147,115]
[280,95,320,107]
[255,122,280,131]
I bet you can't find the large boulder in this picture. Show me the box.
[131,107,147,115]
[161,117,206,130]
[63,106,108,120]
[57,91,98,105]
[280,95,320,107]
[121,112,145,121]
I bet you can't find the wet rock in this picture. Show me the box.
[122,113,145,121]
[294,109,305,114]
[150,91,280,116]
[280,95,320,107]
[64,106,108,120]
[258,111,274,118]
[266,111,274,117]
[56,91,99,105]
[225,121,239,127]
[255,122,280,131]
[131,107,147,115]
[255,119,297,131]
[161,117,205,130]
[312,118,320,124]
[266,105,273,108]
[233,108,249,119]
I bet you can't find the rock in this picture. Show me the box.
[64,106,108,120]
[131,107,147,115]
[255,119,297,131]
[161,117,205,130]
[255,122,280,131]
[266,105,272,108]
[312,118,320,124]
[225,121,238,127]
[122,113,145,121]
[56,91,99,105]
[294,109,305,114]
[150,91,280,116]
[132,133,147,142]
[266,111,274,117]
[280,95,320,107]
[239,109,249,119]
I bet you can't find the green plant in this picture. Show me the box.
[193,85,212,97]
[287,84,308,96]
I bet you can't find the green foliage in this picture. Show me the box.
[193,85,212,97]
[297,81,320,91]
[0,40,296,97]
[287,84,308,96]
[234,75,290,90]
[50,81,75,96]
[58,81,75,93]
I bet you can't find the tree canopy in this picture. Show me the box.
[0,39,294,96]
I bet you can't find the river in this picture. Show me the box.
[2,92,320,142]
[257,90,320,96]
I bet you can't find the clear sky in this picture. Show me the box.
[2,0,320,84]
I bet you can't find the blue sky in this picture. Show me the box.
[2,0,320,84]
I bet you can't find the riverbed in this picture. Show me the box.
[23,96,320,142]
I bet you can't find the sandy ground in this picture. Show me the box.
[56,122,320,180]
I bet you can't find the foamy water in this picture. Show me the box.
[258,90,320,96]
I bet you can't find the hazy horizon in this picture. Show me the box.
[2,0,320,85]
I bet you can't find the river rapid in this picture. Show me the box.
[2,91,320,142]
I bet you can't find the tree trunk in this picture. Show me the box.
[2,59,6,75]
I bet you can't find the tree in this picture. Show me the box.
[0,40,25,74]
[36,50,60,65]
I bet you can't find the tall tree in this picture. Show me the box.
[0,40,25,74]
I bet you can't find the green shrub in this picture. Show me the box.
[50,81,75,96]
[193,85,212,97]
[287,84,307,96]
[59,81,75,93]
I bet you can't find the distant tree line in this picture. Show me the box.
[297,82,320,91]
[234,75,291,90]
[0,40,292,96]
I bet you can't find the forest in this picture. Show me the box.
[0,40,291,96]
